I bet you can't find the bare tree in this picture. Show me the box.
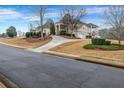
[28,23,34,32]
[60,6,87,37]
[29,6,47,39]
[39,6,46,39]
[103,6,124,45]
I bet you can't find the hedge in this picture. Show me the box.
[91,38,111,45]
[60,30,67,35]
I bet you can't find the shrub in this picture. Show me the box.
[6,26,17,37]
[60,30,67,35]
[86,35,92,39]
[30,32,35,37]
[25,32,31,38]
[37,31,41,37]
[92,38,106,45]
[105,41,111,45]
[84,44,124,50]
[91,38,111,45]
[25,31,44,38]
[66,33,75,37]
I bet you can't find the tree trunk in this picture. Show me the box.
[71,28,74,38]
[71,31,73,37]
[40,8,44,40]
[118,40,121,45]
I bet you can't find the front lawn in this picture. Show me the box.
[0,37,52,48]
[83,44,124,50]
[49,39,124,61]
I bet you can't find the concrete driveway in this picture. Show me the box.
[28,36,78,52]
[0,44,124,87]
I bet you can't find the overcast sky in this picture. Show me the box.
[0,5,111,33]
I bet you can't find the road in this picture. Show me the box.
[0,44,124,88]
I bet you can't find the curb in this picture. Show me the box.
[44,51,124,68]
[0,42,26,49]
[0,73,18,88]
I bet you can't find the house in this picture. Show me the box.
[55,20,99,39]
[35,22,50,37]
[17,31,25,37]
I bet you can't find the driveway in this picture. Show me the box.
[28,36,78,52]
[0,44,124,87]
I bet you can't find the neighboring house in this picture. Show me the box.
[55,20,99,39]
[0,33,7,38]
[17,31,25,37]
[35,22,50,37]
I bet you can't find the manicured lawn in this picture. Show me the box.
[0,37,52,48]
[50,39,124,61]
[84,44,124,50]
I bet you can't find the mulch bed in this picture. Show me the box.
[60,35,77,39]
[24,36,52,43]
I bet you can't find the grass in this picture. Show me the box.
[0,37,52,48]
[83,44,124,50]
[50,39,124,61]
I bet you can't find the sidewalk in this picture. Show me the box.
[27,36,79,52]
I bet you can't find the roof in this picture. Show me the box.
[55,20,98,28]
[36,22,50,30]
[87,23,98,28]
[55,20,64,24]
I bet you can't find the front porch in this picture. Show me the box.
[55,22,99,39]
[55,22,68,35]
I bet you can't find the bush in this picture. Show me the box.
[105,41,111,45]
[37,31,41,37]
[92,38,106,45]
[6,26,17,37]
[30,32,35,37]
[25,31,45,38]
[66,33,75,37]
[25,32,31,38]
[84,44,124,50]
[86,35,92,39]
[91,38,111,45]
[60,30,67,35]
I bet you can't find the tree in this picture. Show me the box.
[50,23,55,35]
[47,19,55,35]
[6,26,17,37]
[25,32,31,38]
[29,6,47,39]
[39,6,46,39]
[60,6,87,37]
[103,6,124,45]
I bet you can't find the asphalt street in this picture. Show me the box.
[0,44,124,88]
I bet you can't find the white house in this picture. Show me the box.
[35,23,50,37]
[33,20,99,39]
[55,21,99,39]
[17,31,25,37]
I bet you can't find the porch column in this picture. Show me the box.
[55,24,59,35]
[90,25,92,33]
[57,24,61,35]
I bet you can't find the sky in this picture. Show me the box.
[0,5,111,33]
